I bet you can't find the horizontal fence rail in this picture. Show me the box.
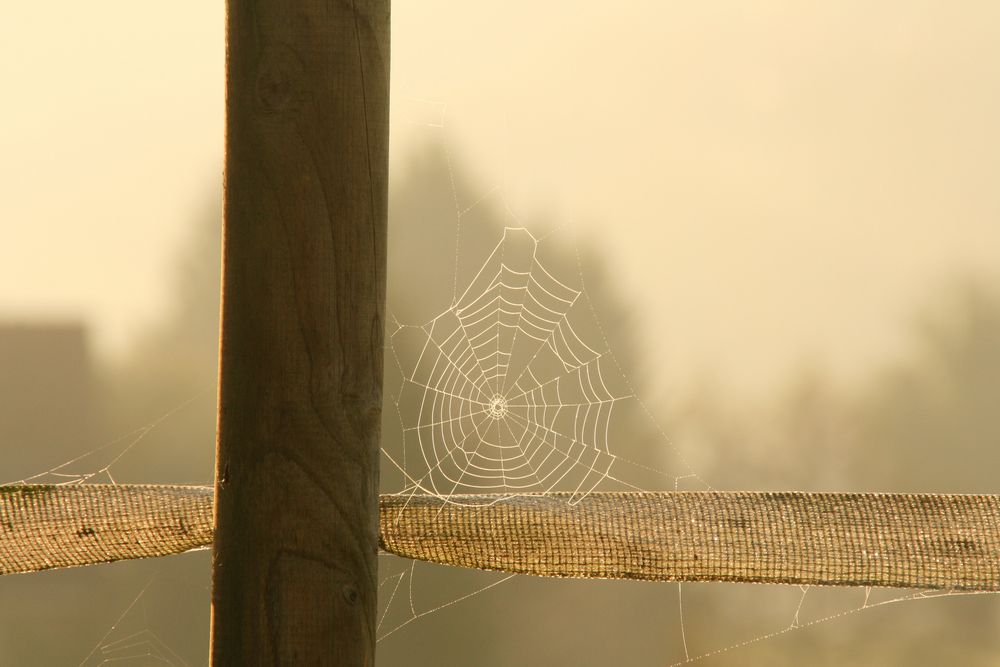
[0,484,213,575]
[381,492,1000,591]
[2,485,998,590]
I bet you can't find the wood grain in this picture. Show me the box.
[212,0,389,664]
[0,485,212,575]
[3,487,998,592]
[380,492,1000,590]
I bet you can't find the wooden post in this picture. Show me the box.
[211,0,389,664]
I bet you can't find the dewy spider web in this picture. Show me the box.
[377,220,998,664]
[387,227,638,502]
[374,106,1000,663]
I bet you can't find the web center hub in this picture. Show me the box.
[487,394,509,420]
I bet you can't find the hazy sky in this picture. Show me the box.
[2,1,998,398]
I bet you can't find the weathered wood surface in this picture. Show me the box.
[3,486,999,591]
[213,0,389,663]
[0,485,213,575]
[381,492,1000,590]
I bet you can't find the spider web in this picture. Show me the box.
[78,576,194,667]
[386,227,636,502]
[373,101,1000,663]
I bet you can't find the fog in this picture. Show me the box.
[2,2,999,664]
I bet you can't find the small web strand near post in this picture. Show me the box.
[77,575,193,667]
[1,393,213,665]
[4,389,212,488]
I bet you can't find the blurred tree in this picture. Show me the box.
[851,281,1000,495]
[668,279,1000,666]
[103,198,222,486]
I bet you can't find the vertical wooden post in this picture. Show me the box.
[211,0,389,664]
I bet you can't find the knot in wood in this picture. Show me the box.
[255,45,306,113]
[341,582,361,606]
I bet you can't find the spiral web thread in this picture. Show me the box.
[386,227,634,503]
